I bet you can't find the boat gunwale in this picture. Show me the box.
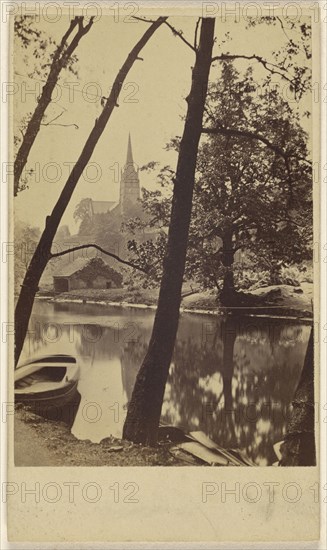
[15,379,79,403]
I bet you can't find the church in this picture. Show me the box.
[48,135,147,293]
[84,133,141,219]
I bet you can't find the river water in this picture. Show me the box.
[21,299,311,465]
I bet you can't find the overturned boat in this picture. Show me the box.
[15,354,79,409]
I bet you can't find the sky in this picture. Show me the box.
[12,7,312,233]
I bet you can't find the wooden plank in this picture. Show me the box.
[227,449,257,466]
[169,446,202,465]
[189,431,243,466]
[178,441,229,466]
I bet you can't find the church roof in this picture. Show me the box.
[91,200,118,214]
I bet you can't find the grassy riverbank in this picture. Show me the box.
[39,282,314,318]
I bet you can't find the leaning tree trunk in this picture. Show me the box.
[123,17,215,446]
[14,16,94,196]
[279,328,315,466]
[14,17,166,366]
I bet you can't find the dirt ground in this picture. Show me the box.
[14,406,181,467]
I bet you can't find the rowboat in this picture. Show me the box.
[15,354,79,409]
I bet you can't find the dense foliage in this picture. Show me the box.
[123,62,312,300]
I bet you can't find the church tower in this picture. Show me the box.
[119,133,140,216]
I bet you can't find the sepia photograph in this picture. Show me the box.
[2,0,324,544]
[11,3,316,468]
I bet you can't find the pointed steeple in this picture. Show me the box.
[126,132,134,166]
[119,132,140,216]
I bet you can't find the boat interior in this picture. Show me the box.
[15,366,67,391]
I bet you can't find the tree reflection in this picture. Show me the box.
[162,316,310,465]
[24,302,311,464]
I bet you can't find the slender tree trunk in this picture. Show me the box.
[14,17,166,366]
[123,18,215,446]
[220,228,236,306]
[14,16,94,195]
[279,328,315,466]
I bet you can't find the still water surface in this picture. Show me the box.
[21,300,311,465]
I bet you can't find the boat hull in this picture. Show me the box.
[15,379,79,410]
[15,355,79,412]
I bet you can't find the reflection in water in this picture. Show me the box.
[72,357,126,443]
[21,301,311,465]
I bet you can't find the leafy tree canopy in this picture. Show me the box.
[125,62,312,293]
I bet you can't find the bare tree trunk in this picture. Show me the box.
[14,17,166,366]
[14,16,94,195]
[279,328,315,466]
[123,17,215,446]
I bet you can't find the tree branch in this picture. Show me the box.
[194,18,201,50]
[59,16,95,67]
[276,16,292,43]
[49,244,148,273]
[132,15,156,23]
[164,20,196,51]
[201,123,312,207]
[51,16,79,66]
[42,111,64,125]
[133,15,196,52]
[202,124,289,159]
[211,53,304,92]
[41,110,79,128]
[14,16,94,195]
[212,53,287,73]
[203,106,311,167]
[181,287,201,299]
[42,122,79,129]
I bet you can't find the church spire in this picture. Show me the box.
[120,132,140,216]
[126,132,134,166]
